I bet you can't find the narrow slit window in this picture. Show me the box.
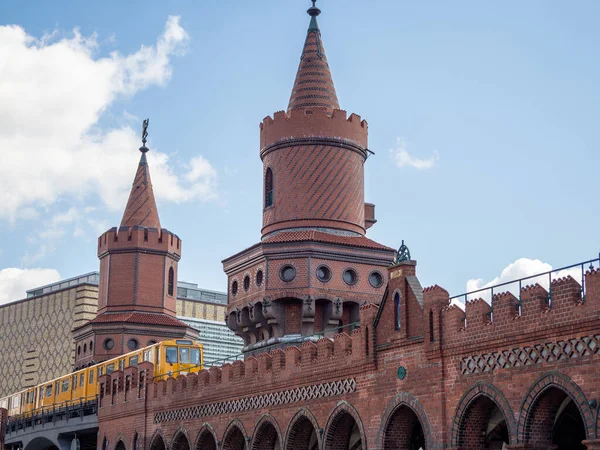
[265,168,273,207]
[168,267,174,296]
[394,292,401,331]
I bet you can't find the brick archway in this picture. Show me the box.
[113,433,126,450]
[149,430,167,450]
[172,426,192,450]
[323,401,366,450]
[115,441,126,450]
[284,408,322,450]
[252,414,283,450]
[376,392,432,449]
[195,423,218,450]
[222,419,249,450]
[450,382,516,448]
[518,371,594,447]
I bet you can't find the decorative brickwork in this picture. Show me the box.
[461,333,600,375]
[154,378,356,423]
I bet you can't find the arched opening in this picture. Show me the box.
[168,267,175,296]
[429,309,434,342]
[286,415,319,450]
[253,420,281,450]
[325,410,363,450]
[265,168,273,207]
[102,437,109,450]
[383,404,425,450]
[223,425,247,450]
[524,386,586,450]
[457,395,509,450]
[195,428,217,450]
[394,292,401,330]
[172,431,191,450]
[133,432,139,450]
[25,437,60,450]
[115,441,127,450]
[150,434,167,450]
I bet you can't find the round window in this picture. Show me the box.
[256,270,264,287]
[316,265,331,282]
[103,338,114,351]
[280,265,296,282]
[243,275,250,291]
[127,339,139,351]
[231,280,238,296]
[369,271,384,288]
[343,269,358,285]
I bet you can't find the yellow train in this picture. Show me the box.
[0,339,203,419]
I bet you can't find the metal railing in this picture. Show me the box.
[155,321,361,379]
[5,396,98,434]
[450,255,600,320]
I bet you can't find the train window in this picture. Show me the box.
[39,389,43,400]
[191,348,200,366]
[13,395,19,408]
[62,380,69,393]
[56,382,60,394]
[143,350,151,362]
[119,359,125,371]
[98,366,104,376]
[155,347,160,364]
[80,373,85,387]
[89,370,94,384]
[72,376,77,390]
[166,347,177,364]
[129,355,139,367]
[180,347,190,364]
[106,364,115,374]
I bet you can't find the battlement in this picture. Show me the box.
[97,226,181,257]
[441,270,600,348]
[260,107,368,151]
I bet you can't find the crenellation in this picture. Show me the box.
[271,348,286,373]
[209,366,222,385]
[232,359,245,381]
[259,106,369,150]
[257,352,272,373]
[198,369,209,387]
[491,291,520,326]
[316,337,334,360]
[464,298,492,330]
[550,275,583,307]
[520,283,549,313]
[285,345,301,370]
[300,341,317,367]
[244,356,258,378]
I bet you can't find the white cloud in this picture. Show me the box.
[0,17,217,222]
[463,257,582,304]
[0,268,61,305]
[390,138,439,170]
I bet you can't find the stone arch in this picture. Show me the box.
[149,429,167,450]
[376,391,433,449]
[101,437,109,450]
[285,407,322,450]
[24,437,60,450]
[132,432,139,450]
[195,423,218,450]
[222,419,249,450]
[252,414,283,450]
[323,401,366,450]
[172,425,192,450]
[112,433,126,450]
[518,371,594,448]
[115,441,127,450]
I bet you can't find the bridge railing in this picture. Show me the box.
[5,396,98,435]
[449,254,600,320]
[157,320,362,379]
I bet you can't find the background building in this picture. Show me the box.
[0,274,241,398]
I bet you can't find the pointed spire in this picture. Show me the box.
[120,119,161,229]
[287,1,340,112]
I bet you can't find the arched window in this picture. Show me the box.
[429,309,434,342]
[265,168,273,207]
[168,267,174,296]
[394,292,401,331]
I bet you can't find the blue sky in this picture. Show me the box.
[0,0,598,304]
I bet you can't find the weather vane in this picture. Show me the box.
[140,118,149,153]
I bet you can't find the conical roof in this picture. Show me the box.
[287,2,340,112]
[120,152,161,229]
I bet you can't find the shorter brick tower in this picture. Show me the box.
[223,3,395,354]
[73,125,197,369]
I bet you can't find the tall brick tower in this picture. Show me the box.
[223,3,395,354]
[73,122,197,369]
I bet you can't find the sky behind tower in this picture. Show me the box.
[0,0,598,304]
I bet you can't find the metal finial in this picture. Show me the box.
[394,240,411,264]
[139,118,149,153]
[307,0,321,17]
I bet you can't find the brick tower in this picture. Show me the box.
[223,3,395,354]
[73,123,197,369]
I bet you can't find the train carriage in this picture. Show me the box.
[0,339,203,419]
